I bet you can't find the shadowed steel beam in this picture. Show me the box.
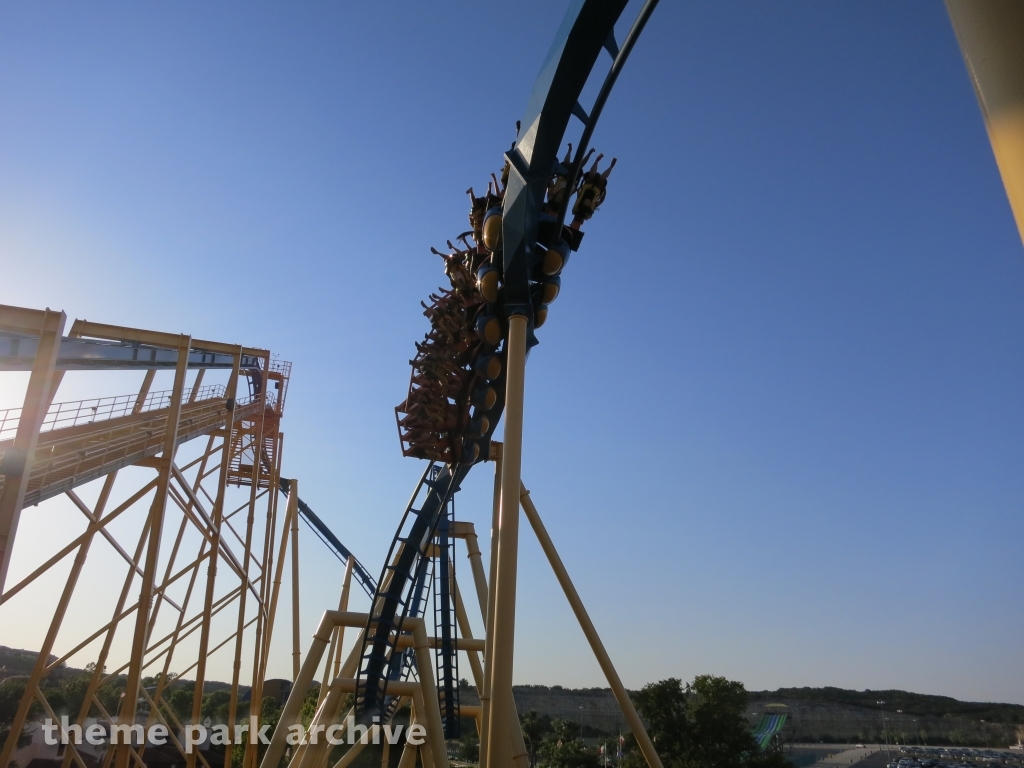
[0,330,264,371]
[946,0,1024,246]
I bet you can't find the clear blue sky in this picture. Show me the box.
[1,2,1022,704]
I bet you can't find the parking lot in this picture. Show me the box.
[883,746,1024,768]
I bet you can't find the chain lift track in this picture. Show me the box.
[276,477,376,597]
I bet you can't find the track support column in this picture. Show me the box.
[291,478,302,680]
[262,472,299,678]
[187,347,242,768]
[228,352,271,768]
[479,446,501,768]
[114,333,191,768]
[485,314,528,768]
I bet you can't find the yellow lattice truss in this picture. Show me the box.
[0,304,302,768]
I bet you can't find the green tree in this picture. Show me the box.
[0,678,39,752]
[299,684,321,729]
[535,714,600,768]
[0,678,34,726]
[540,738,600,768]
[51,677,90,717]
[166,688,193,723]
[550,718,579,744]
[630,678,689,764]
[459,730,480,763]
[631,676,791,768]
[96,680,126,715]
[202,690,232,722]
[686,676,760,768]
[521,710,553,767]
[256,696,282,765]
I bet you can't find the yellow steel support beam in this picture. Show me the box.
[247,431,285,768]
[0,306,292,768]
[0,306,65,593]
[291,478,302,680]
[453,577,485,693]
[332,558,355,679]
[186,346,242,768]
[59,517,153,768]
[479,447,502,768]
[113,333,191,768]
[260,611,456,768]
[519,483,663,768]
[227,350,271,768]
[454,515,528,768]
[486,312,528,768]
[946,0,1024,246]
[320,558,355,708]
[0,473,112,767]
[0,475,159,608]
[70,320,191,349]
[134,370,157,413]
[261,472,298,689]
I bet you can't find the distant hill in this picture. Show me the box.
[753,687,1024,725]
[495,684,1024,747]
[1,646,66,681]
[0,646,239,694]
[745,687,1024,747]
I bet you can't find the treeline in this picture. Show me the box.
[510,676,793,768]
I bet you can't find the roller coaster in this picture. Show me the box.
[2,2,1022,768]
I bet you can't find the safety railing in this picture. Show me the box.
[0,408,18,443]
[268,357,291,413]
[269,358,291,378]
[0,384,254,442]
